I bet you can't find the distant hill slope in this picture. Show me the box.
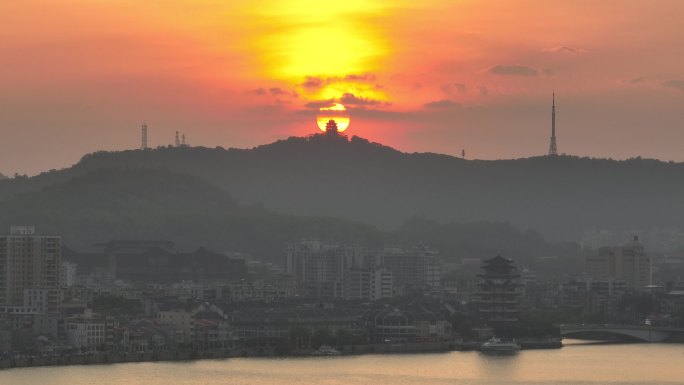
[2,134,683,240]
[0,168,575,266]
[0,172,6,180]
[0,168,383,259]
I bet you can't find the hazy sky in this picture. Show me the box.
[1,0,684,175]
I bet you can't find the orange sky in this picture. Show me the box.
[1,0,684,175]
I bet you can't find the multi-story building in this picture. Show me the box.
[475,255,521,328]
[0,226,61,314]
[66,314,107,351]
[335,268,393,301]
[369,303,452,344]
[60,261,77,288]
[221,278,298,302]
[286,240,364,298]
[586,236,651,290]
[23,288,49,314]
[378,246,440,292]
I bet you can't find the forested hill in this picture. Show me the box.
[0,168,578,267]
[1,133,683,241]
[0,168,383,259]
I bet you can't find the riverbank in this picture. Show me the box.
[0,340,563,371]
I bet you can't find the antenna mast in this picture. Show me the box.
[548,93,558,156]
[141,122,148,150]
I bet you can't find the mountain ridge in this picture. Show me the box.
[2,133,683,241]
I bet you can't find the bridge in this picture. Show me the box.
[560,324,684,342]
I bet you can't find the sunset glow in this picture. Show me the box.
[1,1,684,175]
[316,104,350,132]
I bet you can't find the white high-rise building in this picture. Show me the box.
[335,268,393,301]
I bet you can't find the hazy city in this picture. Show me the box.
[2,1,684,385]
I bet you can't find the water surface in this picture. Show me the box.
[2,341,683,385]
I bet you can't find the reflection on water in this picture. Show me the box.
[1,341,683,385]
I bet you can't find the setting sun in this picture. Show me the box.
[316,103,350,132]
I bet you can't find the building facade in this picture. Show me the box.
[286,240,363,298]
[0,226,61,314]
[335,268,393,301]
[586,236,651,290]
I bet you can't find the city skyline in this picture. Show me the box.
[1,1,684,175]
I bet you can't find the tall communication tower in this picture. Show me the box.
[175,131,180,147]
[548,93,558,156]
[141,122,148,150]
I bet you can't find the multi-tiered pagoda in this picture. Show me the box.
[476,255,521,330]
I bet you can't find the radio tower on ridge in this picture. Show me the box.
[548,93,558,156]
[141,122,148,150]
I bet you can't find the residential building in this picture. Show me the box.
[378,246,440,292]
[335,268,393,301]
[60,261,77,288]
[0,226,61,314]
[66,313,107,351]
[23,288,49,314]
[286,240,363,298]
[586,236,651,290]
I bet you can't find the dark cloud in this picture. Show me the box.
[478,86,489,96]
[300,76,324,89]
[423,99,461,109]
[344,73,376,82]
[339,93,388,107]
[303,93,388,110]
[490,65,538,77]
[298,73,377,91]
[663,80,684,92]
[304,99,335,109]
[441,83,467,94]
[269,87,286,96]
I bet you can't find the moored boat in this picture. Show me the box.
[311,345,341,356]
[478,337,521,354]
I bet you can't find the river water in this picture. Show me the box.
[1,341,683,385]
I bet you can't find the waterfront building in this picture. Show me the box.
[0,226,61,314]
[156,302,227,344]
[369,302,452,343]
[66,313,107,351]
[231,305,367,345]
[475,255,521,328]
[586,236,651,290]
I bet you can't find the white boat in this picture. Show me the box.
[311,345,341,356]
[478,337,521,354]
